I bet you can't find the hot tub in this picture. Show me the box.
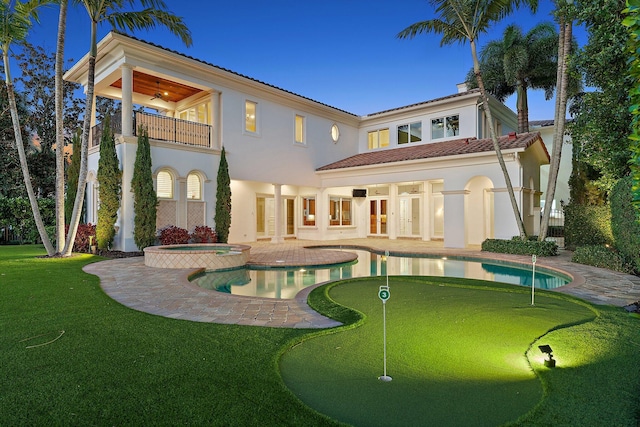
[143,243,250,270]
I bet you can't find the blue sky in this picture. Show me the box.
[26,0,587,119]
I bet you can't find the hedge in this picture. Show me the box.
[610,176,640,271]
[571,245,636,274]
[481,237,558,256]
[563,203,613,251]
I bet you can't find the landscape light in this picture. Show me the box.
[538,345,556,368]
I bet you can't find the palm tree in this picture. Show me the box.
[62,0,192,256]
[1,0,56,256]
[55,0,68,252]
[539,0,575,241]
[466,22,558,133]
[398,0,537,239]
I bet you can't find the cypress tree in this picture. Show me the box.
[214,146,231,243]
[95,116,122,250]
[131,126,157,249]
[65,131,81,223]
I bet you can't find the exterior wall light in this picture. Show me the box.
[538,344,556,368]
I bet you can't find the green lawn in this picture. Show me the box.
[1,246,639,426]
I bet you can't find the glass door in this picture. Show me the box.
[399,196,421,237]
[369,199,388,235]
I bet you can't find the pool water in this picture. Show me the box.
[190,250,571,299]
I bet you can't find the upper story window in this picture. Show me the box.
[431,115,460,140]
[179,102,211,124]
[245,100,258,133]
[187,173,201,200]
[295,114,305,144]
[156,170,174,199]
[398,122,422,145]
[367,128,389,150]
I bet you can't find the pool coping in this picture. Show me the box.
[83,239,640,328]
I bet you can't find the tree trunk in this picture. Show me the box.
[540,18,572,241]
[472,39,527,239]
[62,22,97,256]
[516,80,529,133]
[2,51,55,255]
[55,0,68,253]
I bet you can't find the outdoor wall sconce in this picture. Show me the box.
[538,345,556,368]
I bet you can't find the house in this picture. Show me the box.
[64,32,549,252]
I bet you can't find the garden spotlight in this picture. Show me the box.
[538,345,556,368]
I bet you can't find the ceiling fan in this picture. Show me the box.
[151,80,169,101]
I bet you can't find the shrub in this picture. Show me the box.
[481,237,558,256]
[158,226,189,245]
[563,203,613,250]
[131,127,157,250]
[572,245,636,274]
[190,225,217,243]
[215,147,231,243]
[610,176,640,271]
[65,223,96,253]
[96,115,122,250]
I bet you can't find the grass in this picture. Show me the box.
[1,245,639,426]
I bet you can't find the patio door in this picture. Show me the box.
[369,199,388,235]
[257,196,295,238]
[399,196,420,237]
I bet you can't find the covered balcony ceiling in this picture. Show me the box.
[111,71,203,103]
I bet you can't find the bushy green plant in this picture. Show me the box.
[610,176,640,271]
[0,196,56,243]
[96,116,122,250]
[563,203,613,250]
[158,225,189,245]
[214,147,231,243]
[481,237,558,256]
[190,225,217,243]
[571,245,636,274]
[131,127,157,249]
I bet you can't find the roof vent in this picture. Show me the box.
[508,132,517,141]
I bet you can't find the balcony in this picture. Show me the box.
[91,111,213,149]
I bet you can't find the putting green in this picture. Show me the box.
[279,277,596,426]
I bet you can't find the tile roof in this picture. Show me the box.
[365,88,482,117]
[317,132,545,171]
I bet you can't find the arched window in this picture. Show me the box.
[156,170,174,199]
[187,173,201,200]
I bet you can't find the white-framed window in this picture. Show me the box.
[398,121,422,144]
[245,100,258,133]
[295,114,305,144]
[179,101,211,124]
[302,196,316,226]
[431,115,460,139]
[367,128,389,150]
[187,173,201,200]
[329,196,352,226]
[156,170,174,199]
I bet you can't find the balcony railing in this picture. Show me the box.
[91,111,212,149]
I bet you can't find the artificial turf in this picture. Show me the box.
[280,277,598,426]
[1,246,639,426]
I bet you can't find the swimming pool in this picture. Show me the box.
[190,249,571,299]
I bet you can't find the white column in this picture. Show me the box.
[210,91,220,149]
[177,177,188,229]
[271,184,283,243]
[121,64,133,137]
[388,184,397,239]
[442,189,469,248]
